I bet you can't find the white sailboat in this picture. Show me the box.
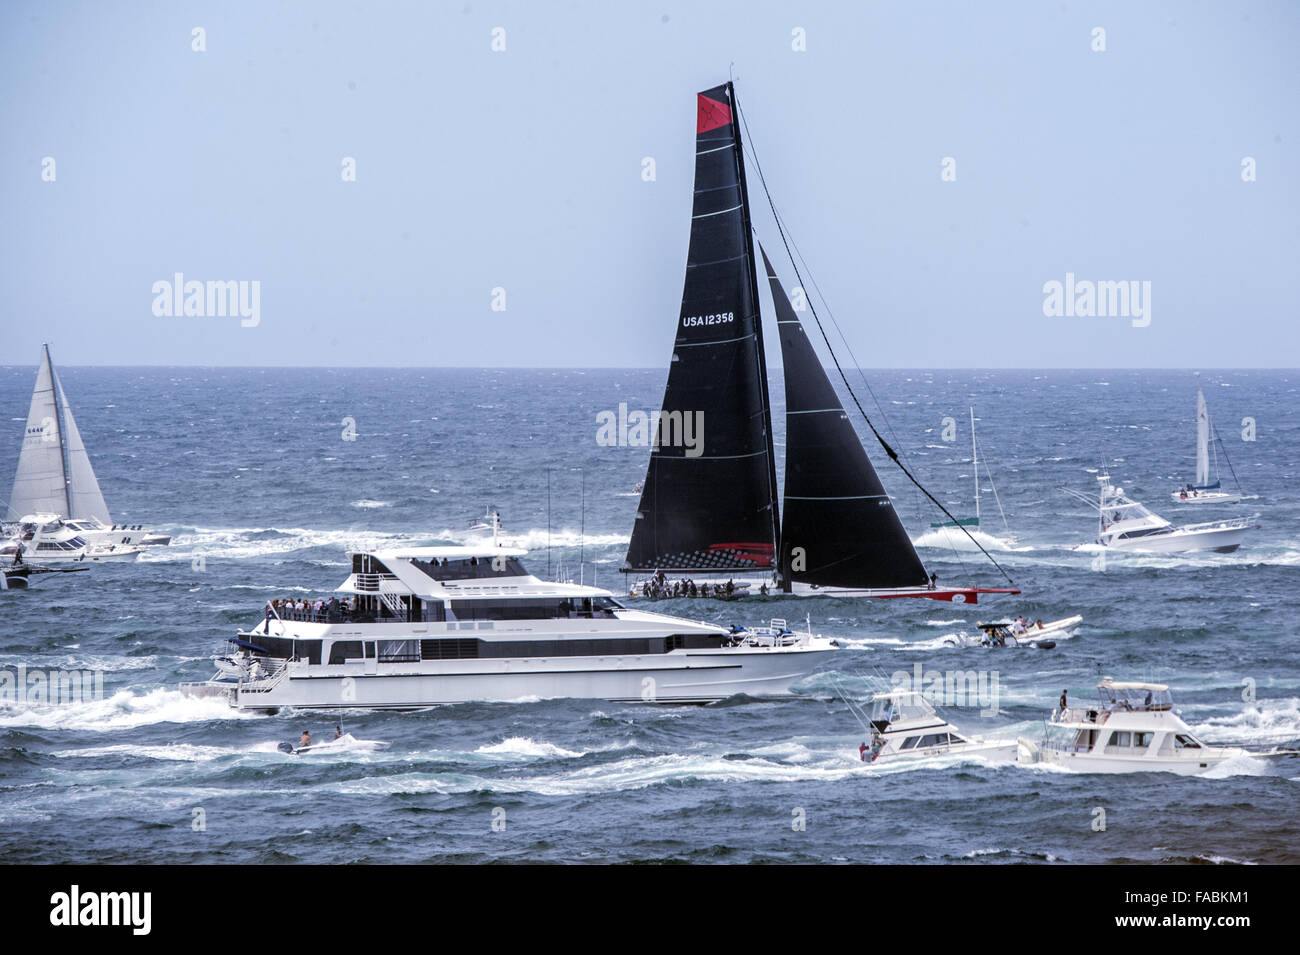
[4,345,169,549]
[1171,388,1244,505]
[1065,474,1253,554]
[925,408,1017,551]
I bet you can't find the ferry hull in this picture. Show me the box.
[188,644,837,710]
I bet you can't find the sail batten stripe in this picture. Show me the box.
[691,203,742,220]
[695,143,735,156]
[785,494,889,501]
[686,253,746,269]
[674,333,755,348]
[655,450,767,461]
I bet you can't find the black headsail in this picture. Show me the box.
[761,245,929,589]
[623,83,780,575]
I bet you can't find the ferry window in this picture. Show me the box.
[450,599,568,621]
[1135,732,1153,748]
[1174,734,1201,749]
[364,642,376,659]
[1111,731,1132,747]
[292,640,322,665]
[378,639,419,663]
[328,641,364,664]
[900,736,920,750]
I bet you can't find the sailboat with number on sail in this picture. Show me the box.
[4,345,170,551]
[622,82,1018,604]
[1171,388,1244,505]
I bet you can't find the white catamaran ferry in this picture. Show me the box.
[181,543,839,710]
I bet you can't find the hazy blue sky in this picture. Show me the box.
[2,1,1296,367]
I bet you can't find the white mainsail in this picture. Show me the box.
[8,345,69,519]
[57,375,111,523]
[7,345,111,524]
[1195,388,1210,487]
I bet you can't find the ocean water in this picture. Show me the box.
[1,366,1297,864]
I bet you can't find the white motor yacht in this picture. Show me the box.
[1065,474,1253,554]
[853,688,1016,764]
[1,514,141,563]
[181,542,839,710]
[1016,679,1247,775]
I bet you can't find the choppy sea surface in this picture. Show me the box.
[1,366,1297,864]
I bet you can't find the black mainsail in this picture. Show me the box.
[623,83,780,574]
[624,81,1017,602]
[761,246,930,589]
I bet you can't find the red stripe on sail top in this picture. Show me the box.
[697,94,732,134]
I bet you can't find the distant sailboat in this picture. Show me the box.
[1171,388,1243,505]
[622,82,1017,604]
[5,345,169,548]
[926,408,1017,551]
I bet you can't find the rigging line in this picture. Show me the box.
[735,103,1015,586]
[736,147,920,504]
[776,212,930,528]
[1210,421,1243,490]
[975,431,1013,535]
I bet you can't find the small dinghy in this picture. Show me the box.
[941,615,1081,649]
[278,732,386,755]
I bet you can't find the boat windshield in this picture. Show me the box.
[870,692,933,724]
[1100,685,1172,711]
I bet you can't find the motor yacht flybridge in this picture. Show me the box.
[1016,679,1247,775]
[1065,474,1254,554]
[4,345,170,549]
[181,542,838,710]
[622,82,1018,604]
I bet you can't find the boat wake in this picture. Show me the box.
[911,529,1027,553]
[0,688,262,731]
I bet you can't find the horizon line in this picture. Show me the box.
[0,364,1296,372]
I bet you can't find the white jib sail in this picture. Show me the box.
[56,373,111,523]
[8,346,69,519]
